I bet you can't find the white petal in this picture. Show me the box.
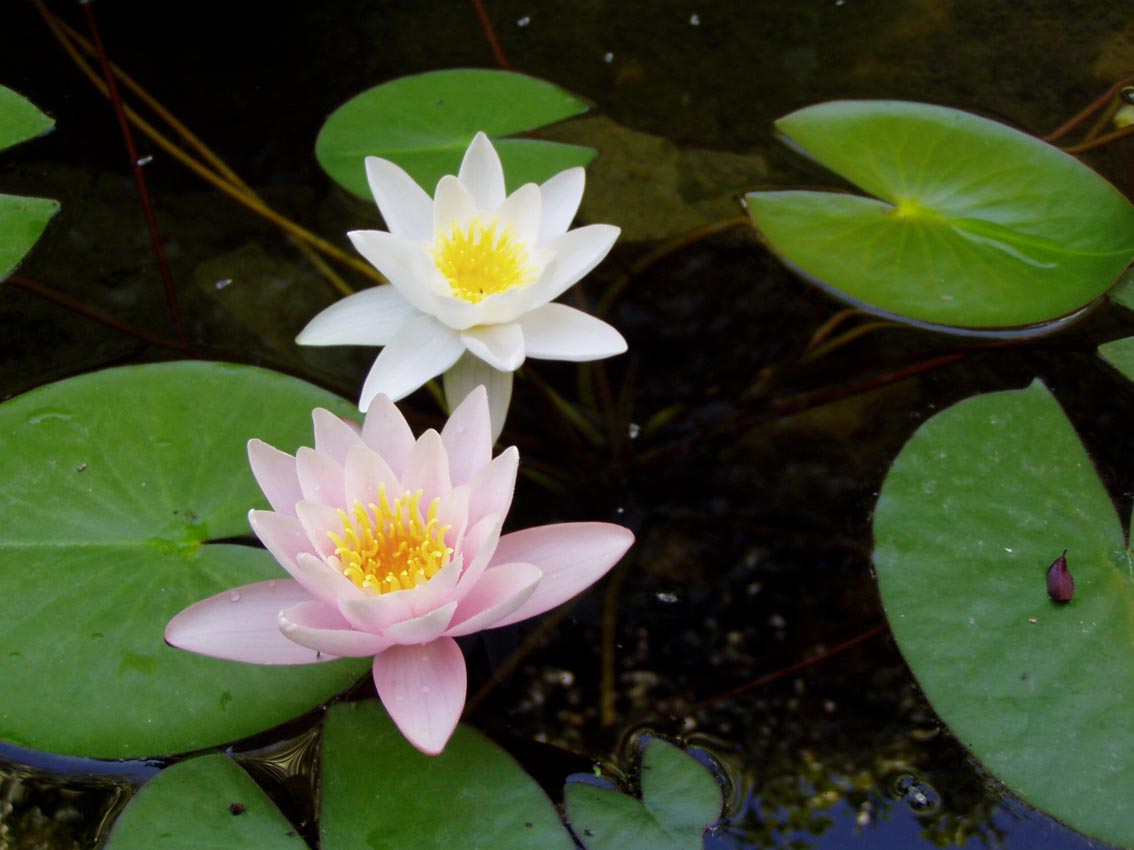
[296,285,418,347]
[518,303,627,362]
[458,132,506,211]
[347,230,437,314]
[358,315,464,409]
[538,167,585,244]
[495,183,541,247]
[365,156,433,241]
[443,353,513,443]
[528,224,620,305]
[433,175,478,235]
[460,323,525,372]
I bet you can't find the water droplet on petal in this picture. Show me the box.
[420,685,431,694]
[229,590,241,602]
[267,580,277,589]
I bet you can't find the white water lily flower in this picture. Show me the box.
[297,132,626,438]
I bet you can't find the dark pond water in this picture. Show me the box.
[2,0,1133,847]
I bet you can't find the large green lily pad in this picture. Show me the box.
[0,85,60,282]
[565,737,723,850]
[104,754,309,849]
[873,380,1134,847]
[320,701,576,850]
[0,362,368,758]
[315,69,594,200]
[746,101,1134,329]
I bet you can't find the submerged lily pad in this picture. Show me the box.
[320,701,576,850]
[746,101,1134,329]
[0,86,59,282]
[0,362,368,758]
[872,381,1134,847]
[565,737,723,850]
[104,754,308,849]
[315,69,594,200]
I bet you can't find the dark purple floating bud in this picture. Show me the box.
[1047,549,1074,602]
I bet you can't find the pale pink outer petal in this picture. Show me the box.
[339,592,413,634]
[295,285,418,347]
[295,500,345,559]
[312,409,365,465]
[446,562,542,637]
[279,600,392,657]
[466,447,518,529]
[433,174,477,234]
[537,167,585,244]
[358,315,464,410]
[526,224,621,306]
[383,601,458,644]
[401,429,452,504]
[248,510,322,585]
[442,353,513,443]
[347,230,437,314]
[165,579,330,665]
[460,323,525,372]
[518,303,627,362]
[453,513,503,596]
[361,394,415,476]
[440,385,492,486]
[293,552,365,605]
[342,444,402,508]
[487,523,634,627]
[295,447,346,509]
[495,182,541,246]
[365,155,434,242]
[458,132,506,211]
[402,558,463,618]
[248,440,302,516]
[373,637,467,755]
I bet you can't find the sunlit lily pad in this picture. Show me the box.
[0,362,368,758]
[104,754,308,849]
[565,737,723,850]
[873,380,1134,847]
[0,86,59,282]
[315,69,594,200]
[1098,336,1134,381]
[745,101,1134,329]
[320,701,576,850]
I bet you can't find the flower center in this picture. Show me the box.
[327,484,452,595]
[432,218,537,303]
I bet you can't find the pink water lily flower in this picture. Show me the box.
[295,131,626,439]
[165,386,633,755]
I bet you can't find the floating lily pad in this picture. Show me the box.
[872,381,1134,847]
[746,101,1134,329]
[320,701,576,850]
[565,737,723,850]
[0,362,368,758]
[0,86,59,282]
[104,754,308,850]
[1099,336,1134,382]
[316,69,594,200]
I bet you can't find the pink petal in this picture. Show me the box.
[442,353,513,444]
[165,579,329,665]
[488,523,634,627]
[338,591,413,633]
[361,394,415,476]
[384,601,458,644]
[248,510,315,577]
[402,429,452,504]
[296,447,346,509]
[438,484,471,550]
[295,500,345,559]
[312,408,365,465]
[278,600,391,657]
[365,155,434,242]
[466,447,517,529]
[247,440,301,515]
[372,637,467,755]
[402,558,462,618]
[342,444,402,508]
[446,562,541,637]
[453,513,503,596]
[458,132,505,211]
[293,552,365,605]
[440,385,492,486]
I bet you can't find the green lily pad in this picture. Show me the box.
[320,701,576,850]
[1099,336,1134,381]
[0,86,59,282]
[0,362,368,758]
[104,754,308,849]
[872,380,1134,847]
[1107,268,1134,310]
[565,737,723,850]
[745,101,1134,329]
[315,69,595,200]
